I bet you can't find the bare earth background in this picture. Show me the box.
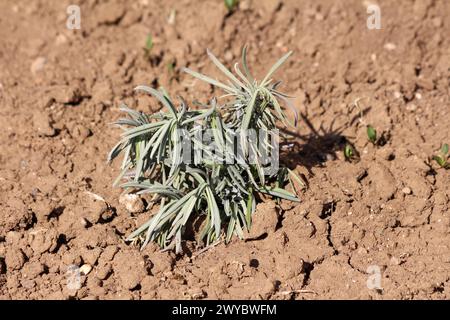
[0,0,449,300]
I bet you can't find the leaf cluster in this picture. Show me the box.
[109,47,301,252]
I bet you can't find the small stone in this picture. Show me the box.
[79,264,92,276]
[384,43,396,51]
[84,200,109,224]
[406,104,417,112]
[5,249,26,271]
[402,187,412,195]
[100,206,114,222]
[21,279,36,289]
[31,57,46,74]
[99,246,119,263]
[62,252,82,267]
[80,217,91,228]
[224,51,233,62]
[30,229,58,255]
[22,262,45,279]
[185,288,207,300]
[96,263,112,280]
[70,124,91,143]
[119,193,145,213]
[81,248,102,266]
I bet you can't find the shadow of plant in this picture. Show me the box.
[279,111,355,174]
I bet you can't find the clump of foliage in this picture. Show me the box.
[108,48,300,253]
[432,143,449,169]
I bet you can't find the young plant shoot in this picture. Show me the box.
[432,143,450,169]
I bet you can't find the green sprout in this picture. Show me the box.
[167,61,175,74]
[367,125,377,144]
[344,144,354,160]
[144,34,153,57]
[224,0,239,11]
[108,47,299,253]
[432,143,449,169]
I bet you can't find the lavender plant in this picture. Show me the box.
[108,48,301,253]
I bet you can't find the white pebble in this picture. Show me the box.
[224,51,233,62]
[394,91,402,99]
[384,43,396,51]
[406,104,417,112]
[402,187,412,195]
[119,193,145,213]
[79,264,92,275]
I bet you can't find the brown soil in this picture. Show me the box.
[0,0,449,300]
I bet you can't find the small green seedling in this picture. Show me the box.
[344,144,354,160]
[144,34,153,57]
[432,143,450,169]
[224,0,239,11]
[351,98,384,146]
[367,125,377,144]
[167,61,175,73]
[343,142,359,162]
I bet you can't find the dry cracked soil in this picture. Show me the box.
[0,0,449,299]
